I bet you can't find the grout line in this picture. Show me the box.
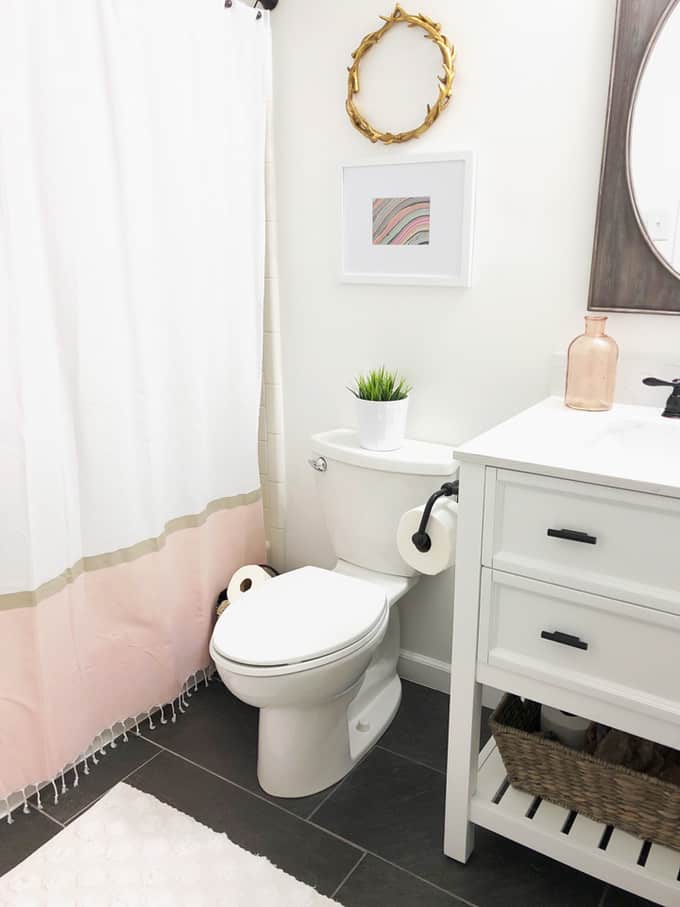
[330,851,367,899]
[64,794,105,826]
[107,748,163,790]
[375,743,446,775]
[137,728,357,830]
[373,859,477,907]
[28,805,64,829]
[305,818,478,907]
[306,772,354,822]
[136,741,476,907]
[134,737,332,828]
[306,734,397,822]
[132,691,484,904]
[59,750,162,826]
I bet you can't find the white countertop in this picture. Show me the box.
[454,397,680,499]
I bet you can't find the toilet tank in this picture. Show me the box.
[309,429,457,577]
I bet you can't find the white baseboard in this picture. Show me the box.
[398,648,502,710]
[398,649,451,694]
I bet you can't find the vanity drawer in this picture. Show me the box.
[483,469,680,614]
[479,569,680,723]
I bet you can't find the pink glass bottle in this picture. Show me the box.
[565,315,619,412]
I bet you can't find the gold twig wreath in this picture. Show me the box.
[346,5,455,145]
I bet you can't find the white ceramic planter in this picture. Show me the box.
[355,397,409,451]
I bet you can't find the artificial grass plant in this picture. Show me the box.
[348,367,412,402]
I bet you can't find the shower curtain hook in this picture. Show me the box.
[224,0,278,16]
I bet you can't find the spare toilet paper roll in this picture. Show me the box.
[227,565,277,603]
[396,498,458,576]
[540,706,590,749]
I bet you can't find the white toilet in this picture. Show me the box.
[210,428,456,798]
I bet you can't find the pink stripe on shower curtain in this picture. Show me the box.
[0,504,265,801]
[0,0,271,806]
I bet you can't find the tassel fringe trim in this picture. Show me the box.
[2,666,214,824]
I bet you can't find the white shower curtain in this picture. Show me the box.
[0,0,268,810]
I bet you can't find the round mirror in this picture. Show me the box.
[628,0,680,278]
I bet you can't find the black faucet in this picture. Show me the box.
[642,377,680,418]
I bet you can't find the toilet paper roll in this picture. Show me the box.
[540,706,590,750]
[396,498,458,576]
[227,564,277,603]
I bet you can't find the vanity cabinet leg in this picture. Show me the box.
[444,679,482,862]
[443,461,486,864]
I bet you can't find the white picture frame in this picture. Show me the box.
[340,152,476,287]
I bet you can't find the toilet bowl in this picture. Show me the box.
[211,429,456,798]
[211,566,397,797]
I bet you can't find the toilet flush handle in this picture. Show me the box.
[308,456,327,472]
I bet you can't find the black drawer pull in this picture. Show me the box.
[541,630,588,651]
[547,528,597,545]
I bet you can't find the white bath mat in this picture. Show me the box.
[0,783,340,906]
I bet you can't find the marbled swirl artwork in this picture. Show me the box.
[372,196,431,246]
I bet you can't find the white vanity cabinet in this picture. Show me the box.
[444,398,680,906]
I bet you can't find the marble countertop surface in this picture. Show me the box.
[454,397,680,499]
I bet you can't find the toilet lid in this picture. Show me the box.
[211,566,388,667]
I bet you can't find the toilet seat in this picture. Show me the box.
[211,566,388,670]
[210,609,389,678]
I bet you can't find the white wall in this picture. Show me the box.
[272,0,680,680]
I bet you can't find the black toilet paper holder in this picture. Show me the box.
[411,480,460,553]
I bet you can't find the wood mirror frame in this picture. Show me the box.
[589,0,680,314]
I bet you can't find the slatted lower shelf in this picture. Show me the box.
[471,742,680,907]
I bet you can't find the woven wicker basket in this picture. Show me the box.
[489,695,680,852]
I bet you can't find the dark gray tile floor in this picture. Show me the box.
[336,854,460,906]
[379,678,453,773]
[313,746,604,907]
[42,734,159,825]
[132,678,332,818]
[129,750,360,897]
[602,889,659,907]
[0,806,59,877]
[2,678,660,906]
